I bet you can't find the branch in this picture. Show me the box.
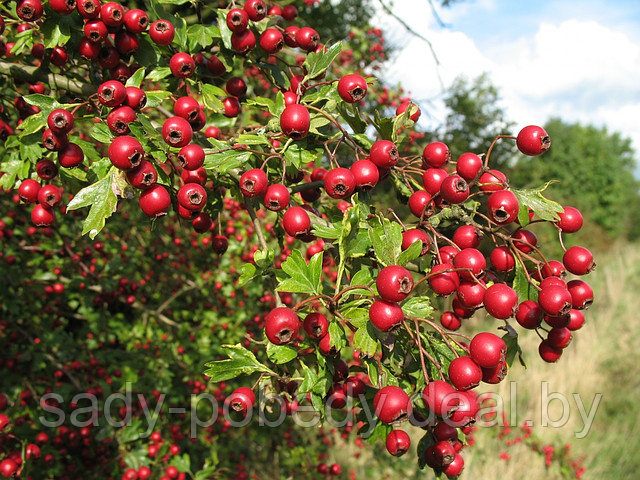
[0,60,96,97]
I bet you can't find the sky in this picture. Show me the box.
[376,0,640,159]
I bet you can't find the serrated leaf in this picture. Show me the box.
[216,9,233,50]
[502,331,526,368]
[145,90,172,108]
[302,42,342,82]
[513,255,538,302]
[372,110,394,140]
[146,67,172,82]
[66,168,120,239]
[336,102,367,134]
[187,24,217,50]
[512,181,564,221]
[91,123,113,144]
[169,454,191,473]
[312,222,341,239]
[204,344,276,382]
[125,68,146,88]
[392,105,416,142]
[402,296,433,319]
[283,142,320,169]
[353,322,379,357]
[368,217,403,266]
[238,263,257,287]
[266,342,298,364]
[23,94,58,110]
[17,111,45,136]
[276,250,323,295]
[397,240,423,266]
[203,147,251,174]
[235,134,270,146]
[328,321,348,350]
[342,307,369,328]
[201,84,224,112]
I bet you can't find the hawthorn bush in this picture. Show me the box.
[0,0,596,479]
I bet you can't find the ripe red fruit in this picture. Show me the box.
[98,80,126,107]
[221,97,241,118]
[259,28,284,53]
[124,86,146,110]
[408,190,434,218]
[563,246,595,275]
[369,299,404,332]
[566,279,593,310]
[369,140,398,168]
[114,30,139,54]
[226,77,247,97]
[350,159,379,189]
[127,161,157,190]
[18,179,41,203]
[516,300,543,329]
[231,29,256,53]
[478,169,507,192]
[226,8,249,32]
[538,285,572,316]
[79,37,100,60]
[456,152,483,181]
[449,390,479,426]
[177,183,207,211]
[469,332,507,368]
[386,430,410,457]
[139,185,171,217]
[376,265,413,303]
[457,280,485,308]
[58,142,85,168]
[428,263,460,296]
[37,185,62,208]
[422,142,450,168]
[108,135,143,170]
[162,116,192,148]
[541,260,566,278]
[100,2,123,27]
[401,228,430,256]
[302,312,328,340]
[396,101,420,121]
[422,168,447,195]
[36,159,58,180]
[123,8,149,34]
[169,52,195,78]
[296,26,320,51]
[539,339,563,362]
[77,0,100,18]
[483,283,518,319]
[265,307,299,345]
[517,125,550,156]
[31,204,55,226]
[443,453,464,476]
[337,74,368,103]
[280,104,310,139]
[487,190,519,224]
[226,387,256,415]
[440,311,461,330]
[0,459,19,478]
[177,144,205,171]
[453,248,486,281]
[263,184,290,211]
[440,174,469,204]
[482,360,507,384]
[17,0,44,21]
[282,206,310,237]
[422,380,458,417]
[244,0,267,20]
[212,235,229,254]
[47,109,74,134]
[511,229,537,253]
[567,309,585,331]
[547,327,572,349]
[149,20,175,45]
[106,106,136,135]
[373,386,411,424]
[42,128,68,152]
[239,169,268,198]
[84,18,108,43]
[556,206,583,233]
[324,167,356,199]
[453,225,482,249]
[448,356,482,391]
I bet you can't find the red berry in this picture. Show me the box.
[401,229,430,256]
[295,26,320,51]
[324,167,356,199]
[162,116,192,148]
[263,184,290,211]
[373,386,411,424]
[469,332,506,368]
[422,142,450,168]
[169,52,195,78]
[303,312,328,339]
[448,356,482,391]
[369,299,404,332]
[226,8,249,33]
[479,169,507,192]
[47,109,74,134]
[106,106,136,135]
[244,0,267,21]
[282,206,310,237]
[58,142,84,168]
[483,283,518,319]
[18,179,41,203]
[563,246,595,275]
[139,185,171,217]
[422,168,447,195]
[517,125,550,156]
[440,175,469,204]
[453,248,486,281]
[396,101,420,121]
[350,159,379,189]
[259,28,284,53]
[376,265,413,303]
[231,29,256,53]
[428,263,459,296]
[108,135,143,170]
[123,8,149,34]
[38,185,62,208]
[31,204,55,226]
[239,169,268,198]
[539,340,562,362]
[422,380,457,417]
[337,74,368,103]
[516,300,543,329]
[100,2,124,27]
[177,144,205,171]
[456,152,483,181]
[369,140,398,168]
[177,183,207,211]
[127,161,157,190]
[98,80,126,107]
[538,285,572,316]
[556,206,583,233]
[265,307,299,345]
[408,190,434,218]
[386,430,410,457]
[280,104,310,139]
[487,190,519,224]
[149,20,175,45]
[566,279,593,310]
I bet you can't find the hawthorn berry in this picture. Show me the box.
[324,167,356,199]
[373,386,411,424]
[263,184,290,211]
[376,265,413,303]
[369,299,404,332]
[337,74,368,103]
[265,307,299,345]
[516,125,550,156]
[280,104,310,139]
[386,430,410,457]
[239,169,268,198]
[139,185,171,217]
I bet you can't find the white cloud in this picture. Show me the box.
[378,7,640,157]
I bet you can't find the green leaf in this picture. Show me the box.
[341,306,369,328]
[502,330,526,368]
[125,68,146,88]
[201,84,224,112]
[283,141,320,169]
[66,168,120,239]
[23,94,57,110]
[91,123,113,144]
[216,9,233,50]
[258,61,290,90]
[169,15,188,50]
[146,67,172,82]
[328,321,348,350]
[336,102,367,134]
[402,296,433,319]
[512,181,564,222]
[9,29,35,56]
[40,17,72,49]
[513,255,538,302]
[302,42,342,82]
[392,105,417,142]
[363,420,391,443]
[417,431,436,469]
[237,263,257,287]
[276,250,323,295]
[187,24,217,50]
[203,147,251,175]
[235,134,270,146]
[145,90,172,108]
[266,342,298,364]
[204,344,276,382]
[353,322,379,357]
[352,133,374,150]
[299,361,319,394]
[397,240,423,266]
[372,110,394,140]
[368,217,403,266]
[312,221,341,239]
[169,454,191,473]
[17,111,45,136]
